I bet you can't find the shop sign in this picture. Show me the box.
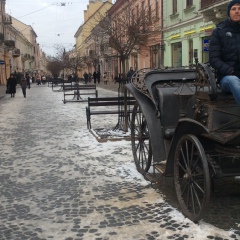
[204,29,213,35]
[0,60,5,65]
[203,39,210,52]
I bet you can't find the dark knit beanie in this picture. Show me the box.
[228,0,240,16]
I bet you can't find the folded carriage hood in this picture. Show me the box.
[125,83,167,162]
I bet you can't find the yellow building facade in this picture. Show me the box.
[74,0,112,77]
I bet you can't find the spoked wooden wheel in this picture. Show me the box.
[174,134,210,222]
[131,103,152,174]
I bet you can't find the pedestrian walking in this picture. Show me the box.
[83,72,88,84]
[26,73,31,89]
[36,73,41,85]
[6,73,17,98]
[41,75,46,85]
[103,72,108,84]
[20,77,27,98]
[127,67,135,82]
[209,0,240,105]
[96,71,101,84]
[88,73,92,83]
[93,71,97,84]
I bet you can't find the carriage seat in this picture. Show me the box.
[196,87,235,102]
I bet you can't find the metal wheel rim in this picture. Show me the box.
[131,103,152,174]
[174,134,210,222]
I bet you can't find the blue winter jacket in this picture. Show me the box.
[209,18,240,82]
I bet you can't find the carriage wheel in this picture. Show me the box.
[174,134,210,222]
[131,103,152,174]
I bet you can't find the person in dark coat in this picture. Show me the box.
[93,71,97,84]
[7,73,17,98]
[209,0,240,105]
[20,77,27,98]
[127,67,135,82]
[26,73,31,89]
[83,72,88,84]
[96,71,101,84]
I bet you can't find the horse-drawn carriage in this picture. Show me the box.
[125,62,240,222]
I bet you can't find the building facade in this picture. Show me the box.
[0,0,13,84]
[11,17,40,77]
[0,0,44,85]
[74,0,113,78]
[74,0,231,80]
[102,0,163,79]
[163,0,229,67]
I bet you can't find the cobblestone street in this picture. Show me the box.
[0,84,240,240]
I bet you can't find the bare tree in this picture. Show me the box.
[93,2,158,76]
[46,60,63,79]
[63,50,85,80]
[47,45,85,80]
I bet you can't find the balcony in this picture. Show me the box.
[3,14,12,25]
[4,40,15,48]
[12,48,21,58]
[200,0,228,22]
[21,53,30,61]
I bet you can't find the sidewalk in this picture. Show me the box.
[0,84,239,239]
[0,81,119,101]
[93,80,119,92]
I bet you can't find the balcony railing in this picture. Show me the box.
[12,48,21,58]
[3,14,12,24]
[4,40,15,48]
[201,0,228,9]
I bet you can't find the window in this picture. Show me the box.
[188,39,193,65]
[155,0,159,20]
[141,1,145,15]
[173,0,177,14]
[186,0,193,8]
[148,0,152,22]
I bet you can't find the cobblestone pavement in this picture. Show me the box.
[0,84,240,240]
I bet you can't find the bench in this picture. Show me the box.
[86,96,136,129]
[63,83,98,103]
[51,79,65,91]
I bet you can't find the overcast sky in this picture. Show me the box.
[5,0,92,56]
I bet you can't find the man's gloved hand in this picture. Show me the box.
[233,70,240,79]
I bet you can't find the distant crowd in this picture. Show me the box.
[6,71,49,98]
[79,67,136,85]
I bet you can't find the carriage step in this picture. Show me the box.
[144,173,158,184]
[154,163,166,174]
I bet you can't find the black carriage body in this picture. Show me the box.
[126,65,240,221]
[126,67,240,177]
[126,69,198,166]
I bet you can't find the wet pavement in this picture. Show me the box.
[0,83,240,240]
